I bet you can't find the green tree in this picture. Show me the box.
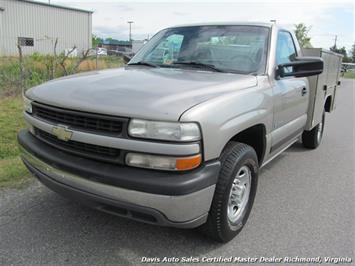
[92,34,103,48]
[330,45,351,62]
[294,23,312,48]
[351,43,355,63]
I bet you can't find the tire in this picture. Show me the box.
[302,110,325,149]
[200,142,259,243]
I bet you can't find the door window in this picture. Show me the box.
[276,31,297,65]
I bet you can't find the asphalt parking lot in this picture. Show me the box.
[0,79,354,266]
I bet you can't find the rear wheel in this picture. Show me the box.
[200,142,258,243]
[302,110,325,149]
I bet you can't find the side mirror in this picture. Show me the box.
[122,54,132,64]
[277,57,324,78]
[115,51,132,63]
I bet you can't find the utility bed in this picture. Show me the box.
[303,48,343,130]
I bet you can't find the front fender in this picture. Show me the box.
[180,84,273,161]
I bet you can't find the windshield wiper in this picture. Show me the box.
[128,61,158,68]
[172,61,224,72]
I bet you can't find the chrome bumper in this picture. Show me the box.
[21,147,215,228]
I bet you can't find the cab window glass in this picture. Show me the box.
[146,34,184,64]
[131,26,270,74]
[276,31,297,65]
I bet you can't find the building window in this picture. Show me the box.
[18,37,34,47]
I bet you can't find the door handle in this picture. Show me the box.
[301,87,307,96]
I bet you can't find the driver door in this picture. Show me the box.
[271,31,309,153]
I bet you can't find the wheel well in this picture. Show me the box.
[324,96,332,112]
[229,124,266,164]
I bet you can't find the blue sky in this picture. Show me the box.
[38,0,354,52]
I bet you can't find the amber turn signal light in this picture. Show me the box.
[176,154,202,171]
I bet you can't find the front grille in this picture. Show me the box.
[35,128,123,164]
[32,102,126,136]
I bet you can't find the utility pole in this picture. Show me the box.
[333,35,338,49]
[127,21,134,42]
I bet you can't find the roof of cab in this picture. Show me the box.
[169,22,274,28]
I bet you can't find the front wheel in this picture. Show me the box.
[302,110,325,149]
[200,142,258,243]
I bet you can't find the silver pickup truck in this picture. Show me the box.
[18,22,342,242]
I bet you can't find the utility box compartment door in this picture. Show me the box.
[302,48,342,130]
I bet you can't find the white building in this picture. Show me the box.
[0,0,92,56]
[132,40,147,54]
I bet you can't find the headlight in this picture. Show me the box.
[128,119,201,142]
[23,94,32,113]
[125,153,202,171]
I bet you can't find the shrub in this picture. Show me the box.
[0,55,124,96]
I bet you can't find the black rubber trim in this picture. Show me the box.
[23,160,206,228]
[18,130,220,196]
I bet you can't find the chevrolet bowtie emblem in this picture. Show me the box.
[52,125,73,141]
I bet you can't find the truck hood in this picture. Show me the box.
[27,67,257,121]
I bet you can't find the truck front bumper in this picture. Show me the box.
[18,130,220,228]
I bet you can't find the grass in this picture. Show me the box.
[0,54,124,96]
[343,71,355,79]
[0,96,30,188]
[0,55,124,188]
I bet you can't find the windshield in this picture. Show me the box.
[129,25,269,74]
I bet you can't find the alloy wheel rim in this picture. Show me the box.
[227,165,251,223]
